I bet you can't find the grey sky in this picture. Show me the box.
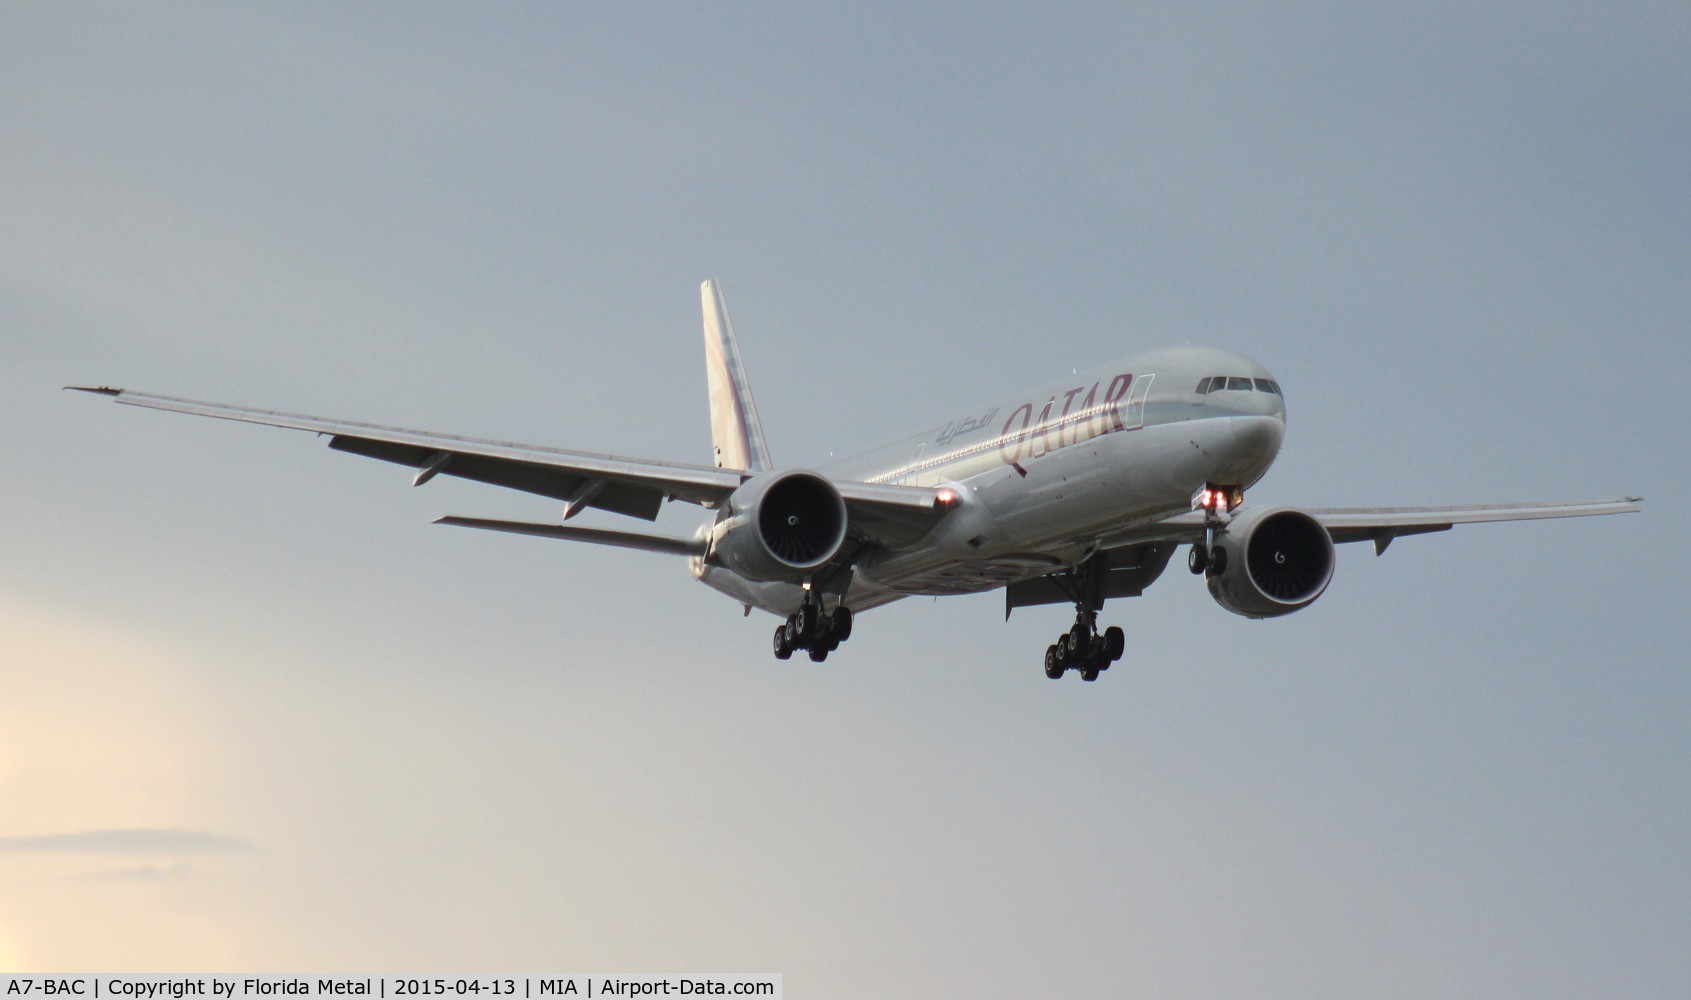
[3,3,1687,995]
[0,829,255,854]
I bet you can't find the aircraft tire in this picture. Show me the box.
[808,646,829,663]
[1210,547,1228,576]
[1188,546,1208,575]
[1080,665,1100,682]
[1069,624,1091,657]
[1103,626,1125,661]
[773,624,793,660]
[1044,645,1063,679]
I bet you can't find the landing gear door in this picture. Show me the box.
[1123,374,1154,430]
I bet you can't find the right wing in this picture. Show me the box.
[69,386,952,548]
[71,386,742,519]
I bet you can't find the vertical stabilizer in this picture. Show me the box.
[701,279,773,472]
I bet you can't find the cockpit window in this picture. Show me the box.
[1202,374,1280,393]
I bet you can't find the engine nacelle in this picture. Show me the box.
[708,470,849,582]
[1207,507,1335,618]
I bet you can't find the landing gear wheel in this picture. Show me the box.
[1068,623,1092,658]
[1044,645,1063,679]
[1080,665,1100,682]
[773,624,793,660]
[1103,626,1125,661]
[808,646,829,663]
[1188,546,1209,575]
[794,604,817,643]
[1209,547,1228,576]
[830,607,854,642]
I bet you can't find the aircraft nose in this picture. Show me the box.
[1228,414,1284,464]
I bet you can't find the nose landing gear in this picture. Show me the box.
[1187,482,1241,576]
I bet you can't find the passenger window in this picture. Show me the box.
[1227,376,1252,391]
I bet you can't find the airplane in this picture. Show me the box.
[71,280,1640,681]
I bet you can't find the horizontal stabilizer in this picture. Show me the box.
[435,516,706,556]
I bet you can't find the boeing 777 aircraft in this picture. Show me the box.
[73,281,1639,681]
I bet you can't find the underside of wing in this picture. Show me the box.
[1005,542,1176,613]
[71,387,744,520]
[70,386,954,552]
[1100,497,1643,554]
[834,480,954,550]
[1008,496,1641,613]
[1306,497,1643,553]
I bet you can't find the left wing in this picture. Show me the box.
[68,386,950,546]
[1101,497,1641,552]
[1303,498,1644,553]
[1007,496,1641,612]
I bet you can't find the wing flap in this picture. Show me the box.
[327,436,663,520]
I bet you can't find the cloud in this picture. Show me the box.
[74,863,196,882]
[0,829,256,855]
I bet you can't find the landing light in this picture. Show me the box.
[1192,483,1243,513]
[936,488,958,507]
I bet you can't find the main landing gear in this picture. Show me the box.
[772,594,853,663]
[1037,551,1127,681]
[1043,610,1125,682]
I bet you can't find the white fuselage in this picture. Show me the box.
[695,345,1287,615]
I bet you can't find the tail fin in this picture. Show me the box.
[701,279,773,472]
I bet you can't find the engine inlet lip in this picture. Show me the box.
[756,471,848,570]
[1242,509,1335,606]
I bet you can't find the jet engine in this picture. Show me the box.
[1206,507,1335,618]
[708,470,849,582]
